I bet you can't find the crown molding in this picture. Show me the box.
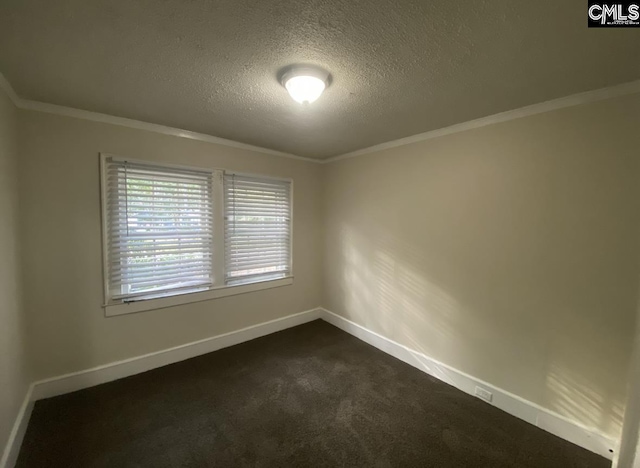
[0,72,322,164]
[20,100,321,163]
[324,79,640,164]
[3,71,638,165]
[0,73,21,107]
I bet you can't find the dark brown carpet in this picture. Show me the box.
[17,320,609,468]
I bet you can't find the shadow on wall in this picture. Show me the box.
[21,143,105,381]
[332,223,625,438]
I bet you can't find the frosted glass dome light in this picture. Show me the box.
[281,67,330,104]
[285,75,325,104]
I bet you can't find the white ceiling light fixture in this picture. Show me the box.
[281,66,330,104]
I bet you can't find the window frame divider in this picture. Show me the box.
[211,170,225,287]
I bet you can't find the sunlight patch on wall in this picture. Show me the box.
[338,223,462,362]
[545,362,623,437]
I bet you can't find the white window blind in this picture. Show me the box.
[224,173,292,286]
[104,157,214,302]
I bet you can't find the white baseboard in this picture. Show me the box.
[3,306,617,466]
[319,308,617,461]
[33,307,322,401]
[2,307,321,467]
[0,385,34,468]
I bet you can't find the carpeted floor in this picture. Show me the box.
[17,320,609,468]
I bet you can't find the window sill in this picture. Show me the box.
[104,276,294,317]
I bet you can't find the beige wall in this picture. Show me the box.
[18,110,323,380]
[323,94,640,438]
[617,310,640,467]
[0,89,29,454]
[10,88,640,446]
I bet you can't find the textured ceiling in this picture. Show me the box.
[0,0,638,159]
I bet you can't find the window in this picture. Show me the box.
[101,155,292,313]
[224,174,292,285]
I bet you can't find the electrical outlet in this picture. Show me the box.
[475,386,493,403]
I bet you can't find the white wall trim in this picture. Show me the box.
[2,307,618,465]
[19,100,319,163]
[32,307,322,401]
[0,72,321,164]
[319,308,618,460]
[0,385,34,468]
[104,276,294,317]
[3,71,639,166]
[324,79,640,163]
[1,307,321,467]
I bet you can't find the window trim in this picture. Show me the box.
[99,153,294,316]
[103,276,294,317]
